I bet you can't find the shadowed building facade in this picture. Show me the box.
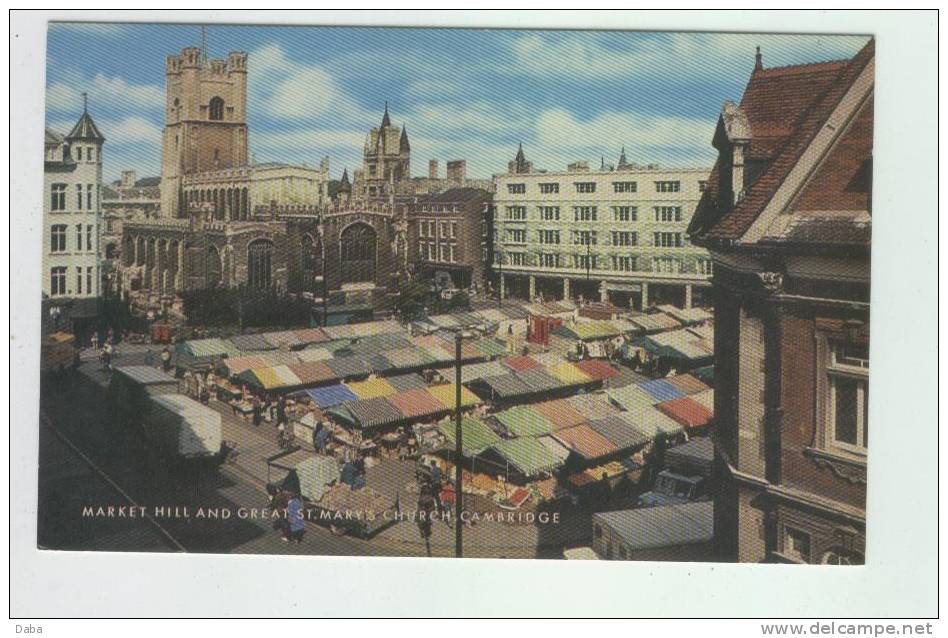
[689,42,873,564]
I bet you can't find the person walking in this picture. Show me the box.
[276,395,287,429]
[252,395,263,427]
[429,460,444,516]
[144,348,155,367]
[160,347,172,374]
[284,495,305,544]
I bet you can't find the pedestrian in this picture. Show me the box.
[276,395,287,428]
[90,333,99,351]
[102,341,113,371]
[429,460,444,515]
[252,395,263,427]
[144,348,155,367]
[160,347,172,374]
[284,495,305,544]
[312,420,330,454]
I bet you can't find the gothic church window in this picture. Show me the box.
[247,239,273,290]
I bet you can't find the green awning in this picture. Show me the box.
[490,437,565,477]
[496,405,554,438]
[438,416,501,455]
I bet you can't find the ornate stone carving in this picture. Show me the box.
[804,448,867,485]
[757,271,784,294]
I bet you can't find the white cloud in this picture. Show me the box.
[103,116,162,145]
[533,108,716,168]
[46,72,162,113]
[249,44,374,123]
[503,32,870,81]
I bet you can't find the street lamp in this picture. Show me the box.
[450,327,475,558]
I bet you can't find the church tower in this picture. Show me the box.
[360,103,411,200]
[160,46,249,218]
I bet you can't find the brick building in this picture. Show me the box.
[408,187,492,291]
[688,41,873,564]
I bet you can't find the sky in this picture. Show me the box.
[45,23,870,184]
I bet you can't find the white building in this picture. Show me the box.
[492,146,713,310]
[43,105,105,304]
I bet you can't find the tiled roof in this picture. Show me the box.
[689,39,874,245]
[66,110,105,142]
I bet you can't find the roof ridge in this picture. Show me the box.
[757,57,849,75]
[707,39,874,241]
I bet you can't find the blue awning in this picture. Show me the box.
[305,384,358,409]
[637,378,686,403]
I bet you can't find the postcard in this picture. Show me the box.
[37,21,872,565]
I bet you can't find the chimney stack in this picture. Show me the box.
[428,159,439,179]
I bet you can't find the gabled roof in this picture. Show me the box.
[45,128,64,145]
[66,110,105,142]
[689,39,874,247]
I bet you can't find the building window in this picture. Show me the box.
[654,206,683,222]
[76,185,83,210]
[505,229,526,244]
[573,206,597,221]
[76,225,83,249]
[573,254,596,270]
[538,229,560,245]
[505,206,527,221]
[655,180,681,193]
[784,526,812,563]
[50,267,66,296]
[539,253,558,268]
[611,231,636,247]
[507,183,526,194]
[450,222,457,239]
[76,267,83,295]
[653,232,683,248]
[573,230,597,246]
[575,182,596,193]
[613,181,637,193]
[440,222,448,238]
[827,341,869,455]
[50,184,66,211]
[697,258,713,275]
[247,239,274,290]
[593,524,602,539]
[539,206,560,221]
[448,243,456,263]
[698,180,708,192]
[85,225,93,252]
[86,266,93,295]
[612,255,637,272]
[613,206,637,222]
[539,182,559,194]
[652,257,681,273]
[209,96,225,121]
[50,225,67,253]
[509,252,526,266]
[87,184,94,210]
[438,245,445,262]
[88,147,95,162]
[76,147,82,161]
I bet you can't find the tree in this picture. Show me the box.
[395,279,430,322]
[447,290,470,310]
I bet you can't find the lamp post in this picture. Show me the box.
[454,331,463,558]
